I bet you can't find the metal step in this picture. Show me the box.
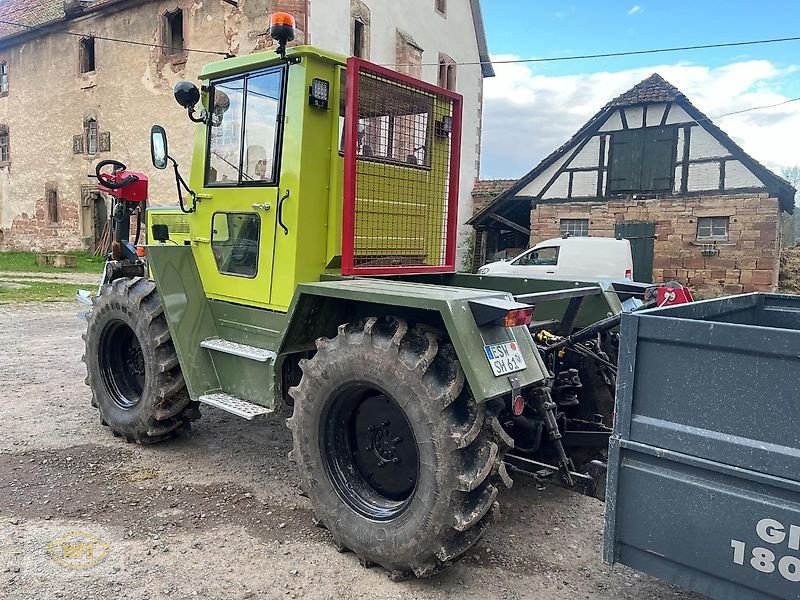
[198,393,272,420]
[200,338,276,363]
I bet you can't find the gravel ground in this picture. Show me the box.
[0,302,706,600]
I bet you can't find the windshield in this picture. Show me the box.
[206,67,284,186]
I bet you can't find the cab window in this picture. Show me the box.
[513,247,559,266]
[211,212,260,277]
[206,67,285,186]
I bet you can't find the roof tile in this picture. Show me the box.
[606,73,684,107]
[472,179,517,197]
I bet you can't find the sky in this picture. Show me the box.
[478,1,800,184]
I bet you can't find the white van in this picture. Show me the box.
[477,236,634,282]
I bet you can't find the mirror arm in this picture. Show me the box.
[188,107,210,125]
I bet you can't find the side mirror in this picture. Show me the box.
[212,89,231,125]
[174,81,200,109]
[150,125,169,170]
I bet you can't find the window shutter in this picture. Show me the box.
[641,126,676,191]
[607,129,643,193]
[99,131,111,153]
[73,134,84,154]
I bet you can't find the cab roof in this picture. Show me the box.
[199,45,347,81]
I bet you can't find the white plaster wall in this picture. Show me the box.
[689,126,729,159]
[571,170,597,197]
[625,106,644,129]
[570,136,600,168]
[598,110,622,132]
[687,162,720,191]
[517,153,570,196]
[725,160,762,188]
[645,103,667,127]
[311,0,484,260]
[543,171,569,198]
[664,104,691,124]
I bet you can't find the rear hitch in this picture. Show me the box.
[530,386,576,487]
[504,452,607,501]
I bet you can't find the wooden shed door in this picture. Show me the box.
[615,220,655,283]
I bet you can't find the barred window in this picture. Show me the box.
[85,118,98,155]
[0,62,8,95]
[697,216,729,241]
[356,74,433,168]
[560,218,589,237]
[0,127,9,162]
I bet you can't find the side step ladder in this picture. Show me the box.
[198,337,275,421]
[198,392,271,420]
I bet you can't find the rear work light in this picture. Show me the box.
[502,307,534,328]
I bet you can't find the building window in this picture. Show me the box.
[79,37,96,73]
[560,218,589,237]
[47,188,59,223]
[607,126,676,194]
[396,30,423,78]
[163,9,184,56]
[0,62,7,95]
[85,118,98,155]
[351,1,370,59]
[438,53,456,91]
[697,216,729,241]
[0,127,8,163]
[353,20,366,58]
[435,0,446,16]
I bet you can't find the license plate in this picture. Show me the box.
[484,341,526,377]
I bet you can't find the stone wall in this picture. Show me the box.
[530,193,782,297]
[0,0,307,252]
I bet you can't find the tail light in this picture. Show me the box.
[502,307,534,328]
[624,268,633,279]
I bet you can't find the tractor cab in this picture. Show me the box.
[150,19,462,313]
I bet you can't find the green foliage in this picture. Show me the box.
[0,251,104,273]
[458,230,475,273]
[781,167,800,244]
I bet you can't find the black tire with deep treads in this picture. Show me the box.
[288,317,513,579]
[83,277,198,443]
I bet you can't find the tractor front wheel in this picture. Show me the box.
[288,317,509,578]
[83,277,197,443]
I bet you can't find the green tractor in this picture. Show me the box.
[83,16,656,579]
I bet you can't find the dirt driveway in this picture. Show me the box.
[0,302,704,600]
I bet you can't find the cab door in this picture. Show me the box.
[193,66,286,309]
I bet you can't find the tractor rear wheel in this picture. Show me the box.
[83,277,197,443]
[288,317,511,578]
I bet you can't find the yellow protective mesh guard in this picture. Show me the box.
[342,57,462,275]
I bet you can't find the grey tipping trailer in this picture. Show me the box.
[604,293,800,600]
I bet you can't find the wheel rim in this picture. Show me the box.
[98,319,146,410]
[322,385,419,521]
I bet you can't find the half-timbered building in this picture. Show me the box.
[470,73,796,296]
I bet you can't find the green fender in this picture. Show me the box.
[279,279,550,403]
